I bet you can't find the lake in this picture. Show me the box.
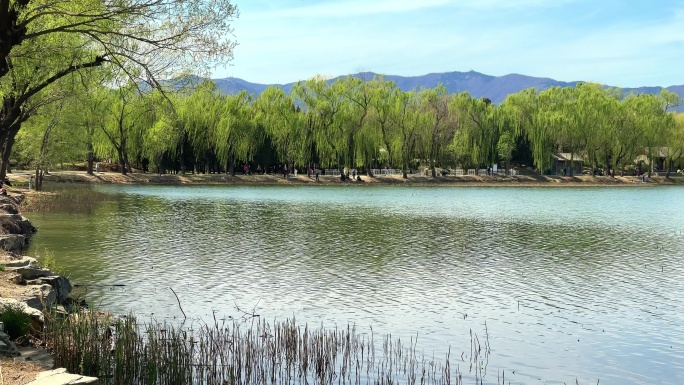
[25,184,684,385]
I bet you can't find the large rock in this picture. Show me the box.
[0,214,34,234]
[0,203,18,214]
[0,298,44,324]
[8,265,53,280]
[26,275,72,304]
[22,284,57,311]
[27,368,98,385]
[2,255,37,268]
[0,234,27,253]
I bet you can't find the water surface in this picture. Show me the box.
[27,185,684,384]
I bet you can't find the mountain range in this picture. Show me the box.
[211,70,684,110]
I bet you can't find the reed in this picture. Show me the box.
[44,310,494,385]
[21,187,113,214]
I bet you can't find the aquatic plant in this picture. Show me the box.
[20,187,114,214]
[44,310,492,385]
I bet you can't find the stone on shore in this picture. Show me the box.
[3,255,37,268]
[0,331,20,357]
[0,298,44,324]
[0,234,27,253]
[26,275,72,304]
[27,368,98,385]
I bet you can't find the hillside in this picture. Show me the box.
[212,70,684,110]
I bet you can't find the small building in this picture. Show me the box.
[553,153,583,176]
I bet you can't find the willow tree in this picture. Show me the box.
[14,99,73,190]
[213,92,260,176]
[665,113,684,177]
[388,90,425,178]
[502,88,554,174]
[179,82,223,174]
[638,92,677,176]
[449,93,498,173]
[497,130,515,175]
[254,86,307,170]
[558,84,619,175]
[95,84,153,175]
[145,97,178,175]
[293,77,344,170]
[369,79,401,167]
[608,94,648,175]
[419,85,454,177]
[338,76,375,175]
[0,0,238,178]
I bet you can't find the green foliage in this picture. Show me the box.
[10,74,684,178]
[497,131,515,162]
[38,249,66,276]
[0,303,31,340]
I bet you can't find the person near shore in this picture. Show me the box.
[315,169,320,182]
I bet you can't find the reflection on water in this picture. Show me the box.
[27,185,684,385]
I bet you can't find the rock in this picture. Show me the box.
[2,255,37,268]
[7,272,22,284]
[0,203,19,214]
[0,298,44,324]
[0,331,20,357]
[8,265,52,280]
[22,284,57,311]
[16,347,54,369]
[0,214,36,235]
[0,234,27,253]
[26,275,72,304]
[27,368,99,385]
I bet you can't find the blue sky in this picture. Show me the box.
[216,0,684,87]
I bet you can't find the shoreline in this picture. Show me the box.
[8,170,684,187]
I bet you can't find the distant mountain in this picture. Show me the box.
[212,70,684,110]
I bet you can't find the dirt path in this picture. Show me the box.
[7,170,684,187]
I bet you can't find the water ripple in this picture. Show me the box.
[26,185,684,385]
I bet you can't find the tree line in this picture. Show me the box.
[14,74,684,187]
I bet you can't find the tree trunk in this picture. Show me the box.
[86,143,94,175]
[0,129,18,181]
[118,147,127,175]
[666,158,671,179]
[124,152,132,174]
[228,149,235,176]
[34,167,43,191]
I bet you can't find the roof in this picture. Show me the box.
[553,153,584,162]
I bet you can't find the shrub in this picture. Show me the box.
[0,303,31,340]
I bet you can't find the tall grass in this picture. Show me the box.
[21,187,114,214]
[44,311,492,385]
